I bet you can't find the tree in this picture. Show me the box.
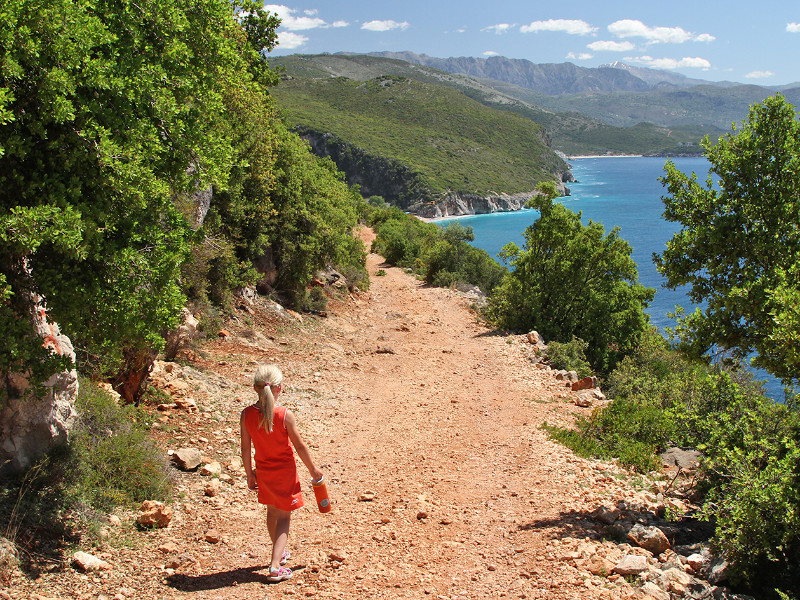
[0,0,281,401]
[486,198,654,375]
[655,94,800,386]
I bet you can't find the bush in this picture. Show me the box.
[485,199,653,376]
[543,329,800,596]
[67,382,175,512]
[546,337,592,378]
[0,381,174,556]
[369,208,506,294]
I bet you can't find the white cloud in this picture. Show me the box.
[264,4,333,30]
[361,20,410,32]
[628,55,711,70]
[566,52,594,60]
[483,23,515,35]
[303,9,318,16]
[484,50,500,56]
[587,40,634,52]
[277,31,309,49]
[788,23,800,33]
[608,19,714,44]
[746,70,775,79]
[332,20,348,28]
[520,19,597,35]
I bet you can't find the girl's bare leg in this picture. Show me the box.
[266,506,292,570]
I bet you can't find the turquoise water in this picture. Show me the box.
[437,156,783,399]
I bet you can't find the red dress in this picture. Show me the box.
[243,405,304,511]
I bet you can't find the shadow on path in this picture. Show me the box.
[165,564,306,591]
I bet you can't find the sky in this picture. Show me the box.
[262,1,800,86]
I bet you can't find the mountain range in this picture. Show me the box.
[365,51,800,130]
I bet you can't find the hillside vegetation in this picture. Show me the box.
[271,74,567,196]
[272,54,719,156]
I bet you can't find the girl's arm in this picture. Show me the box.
[240,410,257,490]
[285,410,323,481]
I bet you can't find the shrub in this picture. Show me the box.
[546,337,592,378]
[543,328,800,596]
[0,381,174,556]
[369,208,506,294]
[485,199,654,377]
[67,381,175,512]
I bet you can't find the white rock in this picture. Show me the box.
[200,461,222,476]
[614,554,648,575]
[686,552,706,572]
[72,551,110,572]
[659,567,693,594]
[640,581,670,600]
[628,524,670,555]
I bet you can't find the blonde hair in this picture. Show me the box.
[253,364,283,432]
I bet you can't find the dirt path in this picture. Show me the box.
[13,229,645,600]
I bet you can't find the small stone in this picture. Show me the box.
[164,553,196,570]
[72,551,111,572]
[108,515,122,527]
[174,397,198,412]
[200,461,222,477]
[358,491,376,502]
[571,376,598,392]
[587,556,615,577]
[613,554,648,575]
[0,537,19,574]
[640,581,670,600]
[416,511,429,520]
[204,529,221,544]
[628,524,670,555]
[205,480,221,497]
[686,553,706,572]
[592,504,619,525]
[659,567,693,594]
[171,448,202,470]
[328,549,347,563]
[158,542,179,554]
[574,392,592,408]
[136,500,172,528]
[707,557,729,584]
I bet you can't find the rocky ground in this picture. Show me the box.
[5,229,744,600]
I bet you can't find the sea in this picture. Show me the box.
[436,156,784,400]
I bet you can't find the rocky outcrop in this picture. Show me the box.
[413,191,531,218]
[0,308,78,473]
[297,128,431,210]
[296,127,574,218]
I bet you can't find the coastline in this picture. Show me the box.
[568,154,644,159]
[417,208,537,223]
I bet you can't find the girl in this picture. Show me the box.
[240,363,323,582]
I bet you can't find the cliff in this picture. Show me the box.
[297,127,574,217]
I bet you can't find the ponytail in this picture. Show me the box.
[253,364,283,432]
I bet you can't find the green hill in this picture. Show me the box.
[270,72,568,198]
[271,54,719,157]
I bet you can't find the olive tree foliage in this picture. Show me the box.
[0,0,281,401]
[655,94,800,387]
[486,198,654,376]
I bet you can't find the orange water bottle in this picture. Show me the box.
[312,475,331,513]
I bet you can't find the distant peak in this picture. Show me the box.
[601,61,632,70]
